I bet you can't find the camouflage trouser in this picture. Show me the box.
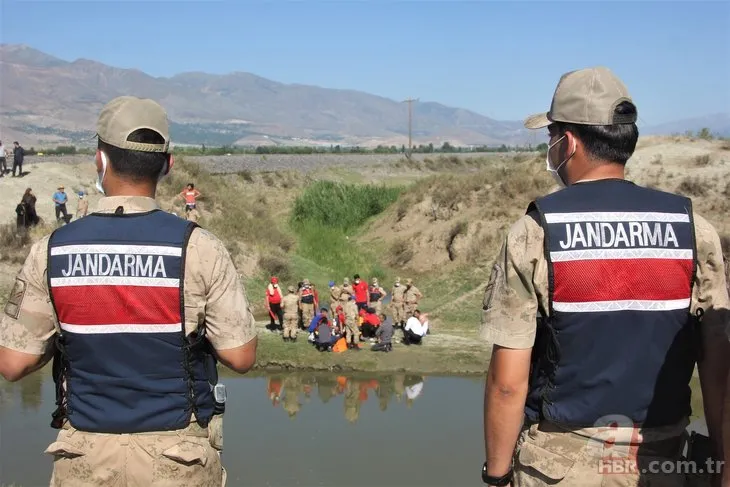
[301,303,315,327]
[48,418,226,486]
[405,302,418,318]
[345,315,359,342]
[283,315,298,338]
[391,301,405,324]
[513,422,687,487]
[370,301,382,316]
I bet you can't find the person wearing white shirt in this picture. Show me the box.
[0,140,6,176]
[403,309,428,345]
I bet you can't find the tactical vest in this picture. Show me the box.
[369,286,383,302]
[525,180,698,428]
[47,209,217,434]
[301,286,314,304]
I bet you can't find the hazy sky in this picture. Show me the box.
[1,0,729,125]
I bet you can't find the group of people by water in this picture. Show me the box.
[265,275,429,351]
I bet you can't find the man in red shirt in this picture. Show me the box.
[360,307,381,339]
[265,277,284,331]
[352,274,369,311]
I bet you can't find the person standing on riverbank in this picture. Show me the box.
[0,95,258,487]
[479,67,729,487]
[368,277,386,316]
[282,285,300,342]
[403,278,423,319]
[390,277,406,327]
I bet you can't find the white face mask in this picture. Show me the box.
[545,135,575,188]
[96,151,108,195]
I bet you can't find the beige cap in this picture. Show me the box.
[288,285,295,293]
[96,96,170,152]
[524,67,636,129]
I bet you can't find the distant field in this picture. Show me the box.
[22,151,527,174]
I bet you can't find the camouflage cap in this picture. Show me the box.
[524,66,636,129]
[288,285,295,293]
[406,278,413,285]
[96,96,170,152]
[343,277,350,285]
[372,277,378,285]
[303,278,310,286]
[395,277,401,284]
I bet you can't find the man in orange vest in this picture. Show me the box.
[266,277,284,331]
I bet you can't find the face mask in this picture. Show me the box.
[545,135,574,188]
[96,151,108,195]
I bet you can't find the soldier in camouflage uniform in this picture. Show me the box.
[281,285,300,342]
[403,278,423,319]
[344,296,360,350]
[0,96,258,486]
[479,68,729,487]
[368,277,387,316]
[390,277,406,327]
[298,278,316,329]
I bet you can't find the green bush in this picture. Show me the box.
[290,180,403,231]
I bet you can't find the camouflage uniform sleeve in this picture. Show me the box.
[186,228,257,350]
[478,214,544,349]
[0,236,56,355]
[690,213,730,340]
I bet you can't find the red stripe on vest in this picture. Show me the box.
[52,286,181,325]
[553,258,693,303]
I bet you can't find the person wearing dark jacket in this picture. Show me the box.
[12,141,24,177]
[21,188,39,227]
[371,314,394,352]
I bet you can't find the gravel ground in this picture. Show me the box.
[20,152,522,174]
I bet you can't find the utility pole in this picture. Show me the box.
[402,97,418,158]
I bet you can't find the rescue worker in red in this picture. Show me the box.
[479,67,730,487]
[352,273,369,311]
[265,276,284,331]
[0,96,258,486]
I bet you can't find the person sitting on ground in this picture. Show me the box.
[307,308,333,351]
[403,309,428,345]
[21,188,39,227]
[360,307,381,340]
[371,313,394,352]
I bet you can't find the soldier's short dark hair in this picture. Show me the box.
[98,129,169,184]
[552,101,639,166]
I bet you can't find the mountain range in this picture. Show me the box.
[1,44,728,148]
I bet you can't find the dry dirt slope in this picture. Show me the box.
[363,136,730,277]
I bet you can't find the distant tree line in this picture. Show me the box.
[22,128,726,157]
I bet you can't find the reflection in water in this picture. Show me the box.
[266,373,425,423]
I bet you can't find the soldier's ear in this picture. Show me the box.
[166,154,175,175]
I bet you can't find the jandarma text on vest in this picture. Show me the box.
[51,245,180,279]
[597,458,724,475]
[557,221,679,249]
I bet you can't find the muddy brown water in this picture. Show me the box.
[0,370,707,487]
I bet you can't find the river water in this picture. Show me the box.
[0,370,487,487]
